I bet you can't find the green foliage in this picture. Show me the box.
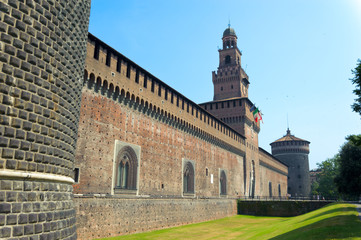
[312,155,340,199]
[335,134,361,198]
[351,59,361,115]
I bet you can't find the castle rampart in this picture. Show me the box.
[73,33,288,239]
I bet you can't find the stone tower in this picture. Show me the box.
[270,129,311,197]
[0,1,90,239]
[200,26,261,197]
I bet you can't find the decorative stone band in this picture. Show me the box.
[0,169,74,184]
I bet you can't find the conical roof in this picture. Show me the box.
[272,129,309,144]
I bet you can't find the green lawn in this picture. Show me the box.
[99,203,361,240]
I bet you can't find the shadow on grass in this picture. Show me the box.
[270,213,361,240]
[300,206,356,223]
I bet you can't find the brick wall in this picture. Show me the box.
[74,197,237,239]
[0,0,90,239]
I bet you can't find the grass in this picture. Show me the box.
[98,203,361,240]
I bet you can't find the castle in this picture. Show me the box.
[72,27,288,238]
[0,1,309,239]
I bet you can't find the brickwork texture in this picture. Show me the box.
[72,35,289,238]
[0,0,90,239]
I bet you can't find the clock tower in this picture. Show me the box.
[213,25,249,101]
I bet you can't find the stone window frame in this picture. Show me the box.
[182,159,195,197]
[112,140,141,196]
[219,169,227,196]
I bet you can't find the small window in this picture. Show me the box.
[278,184,281,197]
[74,168,80,183]
[135,70,139,83]
[151,80,155,92]
[220,170,227,195]
[116,57,121,72]
[225,55,231,64]
[126,62,131,78]
[221,87,223,91]
[94,43,100,60]
[269,182,273,197]
[206,168,208,176]
[143,75,147,88]
[106,50,111,66]
[158,85,162,97]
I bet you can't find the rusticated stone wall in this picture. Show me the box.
[0,0,90,239]
[74,197,237,239]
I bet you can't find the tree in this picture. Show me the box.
[312,155,340,199]
[335,135,361,199]
[350,59,361,115]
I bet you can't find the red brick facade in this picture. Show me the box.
[73,31,288,239]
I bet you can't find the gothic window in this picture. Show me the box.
[225,55,231,64]
[183,161,195,194]
[115,146,138,191]
[220,170,227,195]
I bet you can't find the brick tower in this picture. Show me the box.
[270,129,311,197]
[200,25,261,197]
[213,25,249,101]
[0,1,90,239]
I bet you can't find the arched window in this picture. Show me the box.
[183,161,194,194]
[220,170,227,195]
[225,55,231,64]
[115,146,138,190]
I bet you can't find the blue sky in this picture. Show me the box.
[88,0,361,169]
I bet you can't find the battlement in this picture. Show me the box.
[84,33,246,153]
